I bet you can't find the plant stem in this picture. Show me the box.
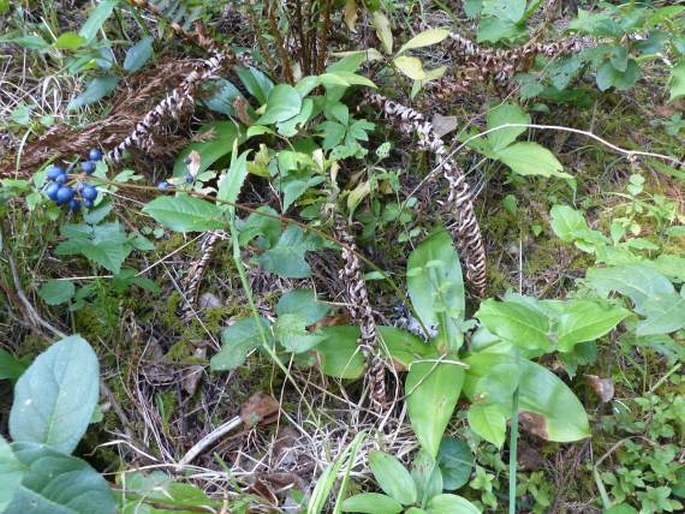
[509,387,519,514]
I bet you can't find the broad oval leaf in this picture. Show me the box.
[485,103,530,152]
[437,437,474,491]
[257,84,302,125]
[476,299,553,353]
[636,292,685,336]
[393,55,426,80]
[143,194,225,232]
[276,289,329,325]
[369,451,417,505]
[123,36,153,73]
[398,28,450,55]
[586,264,675,311]
[9,336,99,455]
[0,436,24,511]
[37,279,75,306]
[669,61,685,102]
[467,403,507,447]
[313,325,365,379]
[426,493,481,514]
[341,493,403,513]
[557,301,630,351]
[550,205,589,242]
[495,142,569,178]
[5,442,116,514]
[54,32,85,50]
[211,317,271,371]
[406,360,465,458]
[464,353,590,442]
[67,75,119,111]
[379,326,434,369]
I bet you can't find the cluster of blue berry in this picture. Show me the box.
[157,154,196,191]
[43,149,103,211]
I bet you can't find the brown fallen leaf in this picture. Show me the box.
[240,392,280,427]
[585,374,615,403]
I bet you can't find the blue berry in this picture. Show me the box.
[185,172,194,184]
[54,173,68,185]
[45,182,60,201]
[55,186,74,205]
[46,166,65,181]
[88,148,103,161]
[84,198,94,209]
[68,199,81,212]
[76,182,84,193]
[81,160,96,174]
[81,184,98,201]
[157,180,170,191]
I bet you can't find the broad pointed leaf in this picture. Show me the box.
[369,451,417,505]
[143,194,225,232]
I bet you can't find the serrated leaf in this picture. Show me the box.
[393,55,426,80]
[67,75,119,110]
[123,36,153,73]
[495,142,568,178]
[37,279,75,306]
[211,317,271,371]
[369,451,417,505]
[341,493,403,513]
[406,361,465,458]
[398,28,450,55]
[257,84,302,125]
[274,314,327,353]
[55,222,131,275]
[372,11,393,54]
[143,194,225,232]
[0,436,24,511]
[276,289,329,325]
[669,61,685,102]
[5,442,116,514]
[9,336,99,454]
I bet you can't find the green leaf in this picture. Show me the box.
[174,122,242,176]
[476,16,525,43]
[67,75,119,110]
[202,78,244,116]
[636,292,685,336]
[486,103,530,152]
[123,36,153,73]
[411,450,443,507]
[437,438,473,491]
[557,301,630,351]
[407,230,465,350]
[79,0,118,43]
[550,205,589,242]
[0,349,28,382]
[0,436,24,511]
[341,493,403,513]
[379,326,435,368]
[669,61,685,102]
[398,28,450,55]
[312,325,365,379]
[56,222,131,274]
[369,451,417,505]
[372,11,393,54]
[53,32,85,50]
[467,403,507,447]
[482,0,526,23]
[9,335,99,454]
[596,59,640,92]
[276,289,329,325]
[236,67,274,105]
[494,142,568,178]
[274,314,327,353]
[254,225,313,278]
[238,206,281,248]
[117,470,216,511]
[218,149,251,217]
[257,84,302,125]
[604,505,639,514]
[393,55,427,80]
[476,299,553,353]
[5,442,116,514]
[586,264,675,311]
[426,494,481,514]
[464,353,590,442]
[210,317,271,371]
[37,279,75,305]
[407,361,465,458]
[143,194,225,232]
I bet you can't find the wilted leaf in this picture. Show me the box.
[397,28,450,55]
[585,375,614,403]
[372,11,393,54]
[240,392,279,427]
[344,0,358,32]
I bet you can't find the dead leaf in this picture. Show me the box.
[240,392,280,427]
[184,149,201,178]
[247,478,278,505]
[585,374,615,403]
[432,113,459,137]
[518,411,549,439]
[344,0,358,33]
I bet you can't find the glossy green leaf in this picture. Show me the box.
[398,28,450,55]
[257,84,302,125]
[123,36,153,73]
[0,349,28,382]
[210,317,271,371]
[494,142,568,178]
[79,0,118,43]
[341,493,403,513]
[426,494,481,514]
[276,289,329,325]
[369,451,417,505]
[5,442,116,514]
[406,361,465,458]
[557,301,630,351]
[636,292,685,336]
[37,279,75,306]
[437,438,473,491]
[313,325,365,379]
[467,403,507,447]
[67,75,119,110]
[586,264,675,311]
[143,194,225,232]
[476,299,553,353]
[0,436,24,511]
[486,103,530,151]
[669,61,685,102]
[411,450,443,507]
[9,336,99,455]
[236,67,274,105]
[464,353,590,442]
[407,230,465,350]
[173,122,242,176]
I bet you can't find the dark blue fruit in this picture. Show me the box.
[55,186,74,205]
[185,172,193,184]
[54,173,68,185]
[68,199,81,211]
[46,166,65,181]
[89,148,103,161]
[157,181,170,191]
[45,182,60,201]
[81,185,97,201]
[84,199,94,208]
[81,160,96,174]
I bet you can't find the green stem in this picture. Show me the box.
[509,387,519,514]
